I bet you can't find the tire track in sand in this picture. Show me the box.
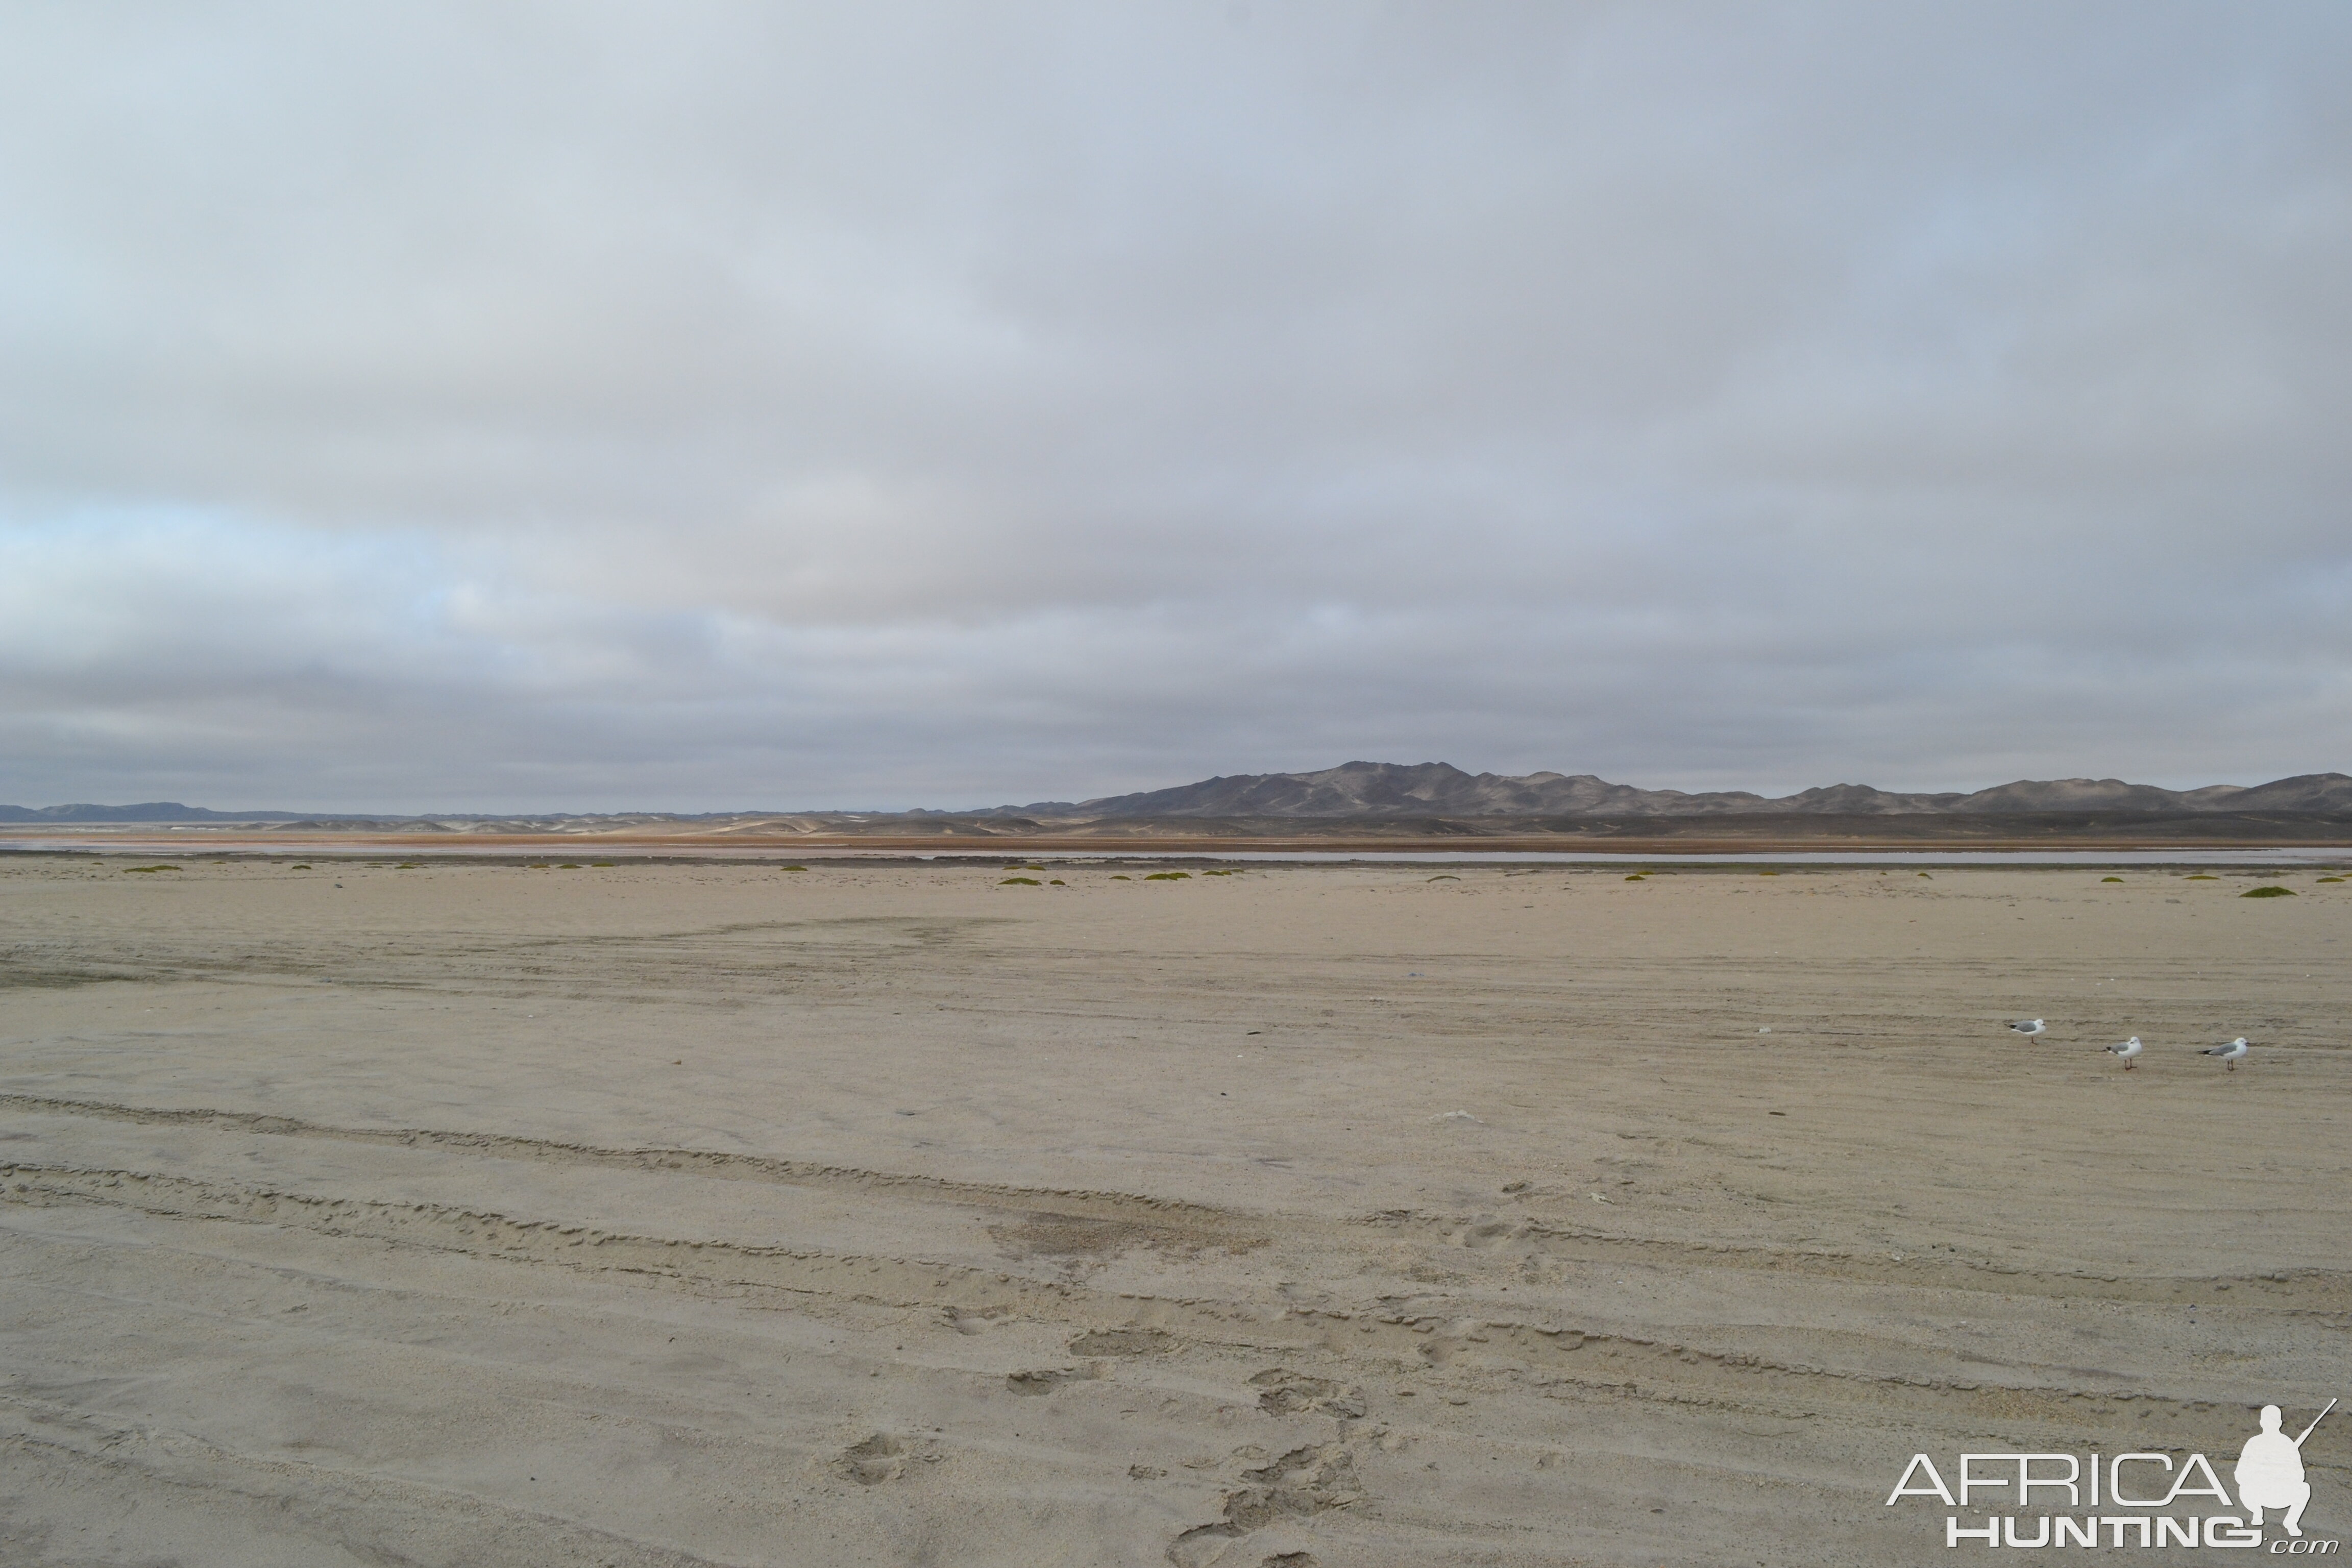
[6,1092,2344,1315]
[1,1159,2303,1439]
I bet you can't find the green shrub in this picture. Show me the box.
[2101,876,2123,883]
[2241,885,2296,898]
[1144,871,1190,881]
[999,876,1042,886]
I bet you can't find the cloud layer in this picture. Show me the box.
[4,2,2347,809]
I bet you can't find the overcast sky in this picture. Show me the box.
[3,3,2347,811]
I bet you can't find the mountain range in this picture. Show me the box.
[1001,761,2352,818]
[6,762,2351,824]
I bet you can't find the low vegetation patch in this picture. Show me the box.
[122,865,180,873]
[2242,885,2296,898]
[999,876,1042,886]
[1144,871,1191,881]
[2101,876,2123,883]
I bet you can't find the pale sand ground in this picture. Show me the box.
[2,856,2346,1566]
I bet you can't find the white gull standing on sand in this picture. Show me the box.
[2105,1036,2143,1069]
[2201,1037,2250,1070]
[2007,1018,2047,1040]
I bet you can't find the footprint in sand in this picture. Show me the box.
[839,1433,909,1485]
[1008,1366,1105,1395]
[1165,1442,1360,1566]
[1248,1369,1366,1419]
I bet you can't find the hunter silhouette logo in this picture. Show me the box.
[1884,1397,2337,1550]
[2240,1400,2334,1538]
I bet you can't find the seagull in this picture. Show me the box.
[2201,1037,2250,1070]
[2105,1036,2143,1069]
[2008,1019,2047,1041]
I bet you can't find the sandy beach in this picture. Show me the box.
[3,854,2345,1565]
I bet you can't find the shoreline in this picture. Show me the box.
[6,828,2350,864]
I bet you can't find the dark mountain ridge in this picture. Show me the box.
[1006,761,2352,818]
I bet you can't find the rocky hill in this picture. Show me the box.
[1007,761,2352,818]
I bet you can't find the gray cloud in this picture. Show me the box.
[2,2,2347,810]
